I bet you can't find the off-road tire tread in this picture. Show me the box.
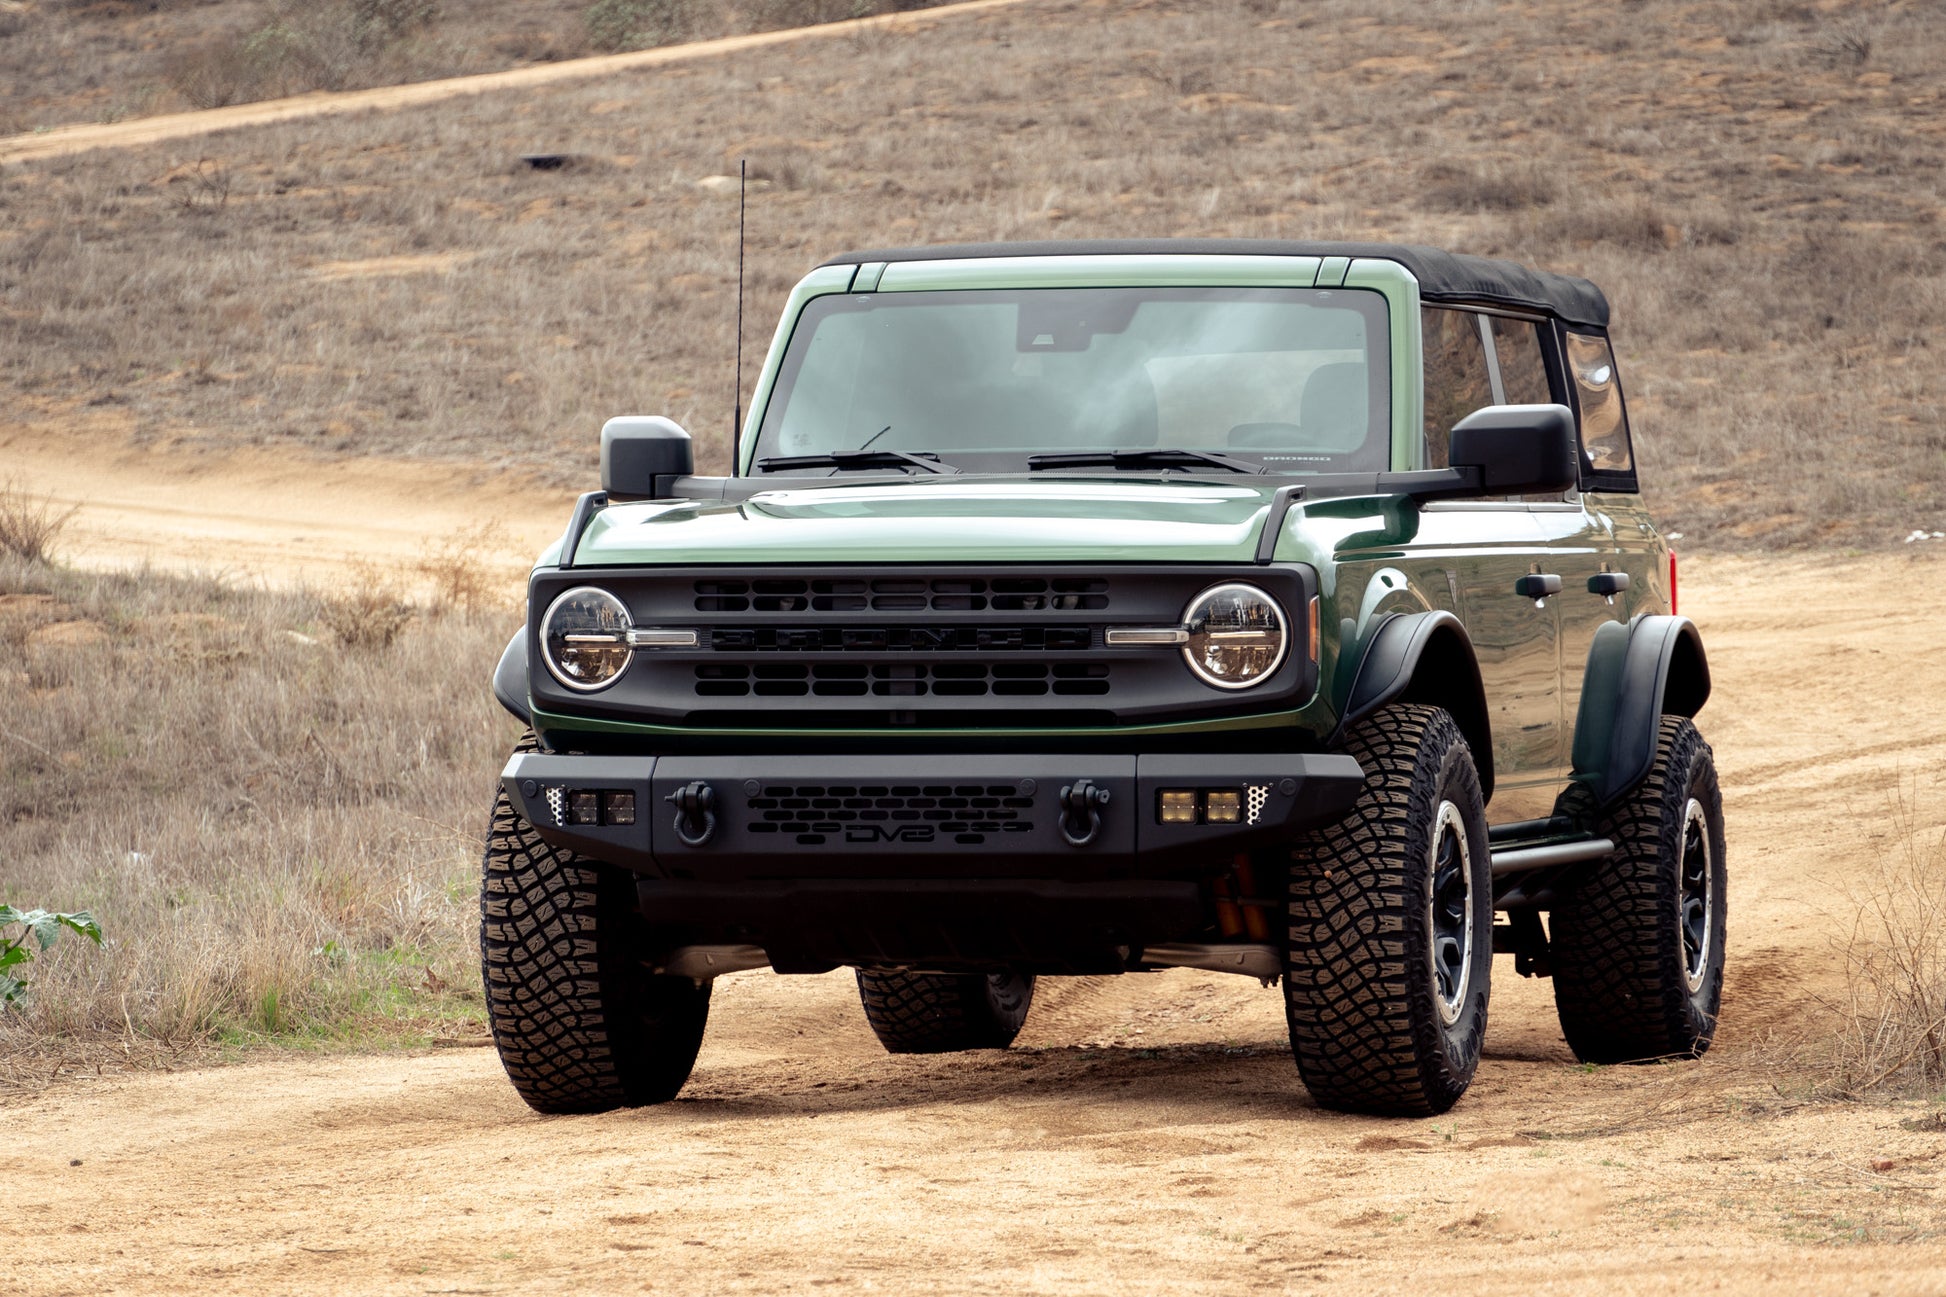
[1284,703,1486,1117]
[480,732,708,1113]
[1551,716,1723,1064]
[855,970,1035,1054]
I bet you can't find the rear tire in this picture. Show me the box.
[1284,703,1492,1116]
[855,970,1036,1053]
[1550,716,1726,1063]
[480,738,709,1114]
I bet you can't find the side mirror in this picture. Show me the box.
[1449,404,1578,496]
[600,416,694,498]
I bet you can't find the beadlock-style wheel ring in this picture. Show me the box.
[1679,796,1713,994]
[1428,798,1473,1026]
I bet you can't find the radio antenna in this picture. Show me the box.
[732,157,747,471]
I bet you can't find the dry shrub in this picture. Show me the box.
[1540,197,1675,252]
[320,560,414,649]
[1824,799,1946,1097]
[415,522,516,616]
[1814,17,1875,67]
[743,0,886,29]
[1420,159,1558,213]
[0,479,78,564]
[584,0,692,51]
[164,0,443,107]
[161,39,272,111]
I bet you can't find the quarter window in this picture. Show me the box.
[1489,317,1552,405]
[1565,331,1634,474]
[1421,307,1494,469]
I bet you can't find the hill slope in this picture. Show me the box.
[2,0,1941,548]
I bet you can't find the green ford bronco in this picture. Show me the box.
[482,240,1722,1117]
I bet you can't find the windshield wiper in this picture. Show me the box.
[755,450,958,475]
[1027,448,1268,475]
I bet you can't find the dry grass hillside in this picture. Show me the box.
[0,548,513,1077]
[3,0,1941,549]
[0,0,947,133]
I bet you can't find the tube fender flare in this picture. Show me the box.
[1332,610,1495,802]
[1570,614,1711,808]
[493,631,531,726]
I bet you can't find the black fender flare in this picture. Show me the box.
[1332,610,1495,802]
[493,631,531,726]
[1569,615,1711,808]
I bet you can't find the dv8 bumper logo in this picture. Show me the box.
[843,825,937,844]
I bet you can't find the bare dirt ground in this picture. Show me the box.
[6,526,1946,1293]
[1,411,568,593]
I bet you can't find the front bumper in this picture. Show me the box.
[503,750,1365,881]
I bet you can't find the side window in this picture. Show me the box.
[1421,307,1494,469]
[1565,331,1635,476]
[1489,316,1552,405]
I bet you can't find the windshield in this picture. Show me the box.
[752,285,1391,474]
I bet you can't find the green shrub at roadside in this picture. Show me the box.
[0,906,103,1007]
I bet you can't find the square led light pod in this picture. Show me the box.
[1159,790,1198,824]
[1204,790,1243,824]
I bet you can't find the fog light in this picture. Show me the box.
[603,791,636,826]
[1205,790,1243,824]
[568,791,599,825]
[1159,790,1198,824]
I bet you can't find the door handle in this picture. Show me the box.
[1514,574,1562,602]
[1587,572,1631,604]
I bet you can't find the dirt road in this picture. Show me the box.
[5,543,1945,1292]
[2,415,568,596]
[0,0,1033,168]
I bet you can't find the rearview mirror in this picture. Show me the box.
[601,416,695,498]
[1449,404,1578,497]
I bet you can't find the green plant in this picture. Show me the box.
[0,906,103,1007]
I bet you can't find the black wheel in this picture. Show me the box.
[1284,702,1492,1116]
[1551,716,1726,1064]
[855,970,1037,1054]
[480,736,709,1114]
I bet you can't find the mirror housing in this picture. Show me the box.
[1448,403,1578,496]
[600,416,695,498]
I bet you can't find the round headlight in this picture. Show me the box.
[541,586,633,692]
[1181,583,1289,690]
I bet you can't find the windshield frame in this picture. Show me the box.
[738,255,1421,477]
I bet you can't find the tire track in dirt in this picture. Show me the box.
[0,0,1036,167]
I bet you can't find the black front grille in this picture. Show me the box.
[526,563,1317,730]
[748,781,1036,844]
[695,576,1108,614]
[708,625,1092,653]
[696,662,1110,698]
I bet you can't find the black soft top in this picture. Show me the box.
[819,239,1609,331]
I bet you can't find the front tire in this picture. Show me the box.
[1284,703,1492,1116]
[855,970,1036,1053]
[1550,716,1726,1063]
[480,749,709,1114]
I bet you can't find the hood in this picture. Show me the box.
[571,478,1289,566]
